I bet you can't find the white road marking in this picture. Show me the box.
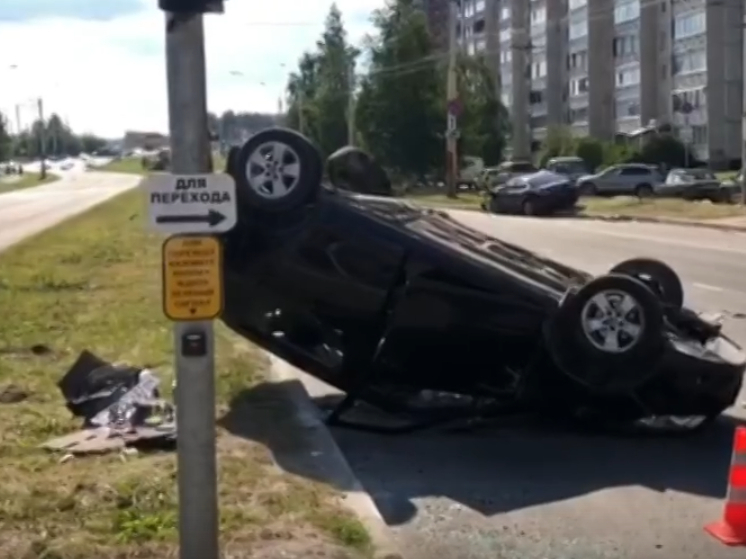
[693,282,724,292]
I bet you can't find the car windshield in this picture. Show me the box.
[526,171,565,187]
[549,160,585,174]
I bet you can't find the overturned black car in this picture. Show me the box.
[219,128,745,434]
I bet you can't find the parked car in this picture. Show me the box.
[720,170,744,203]
[490,160,539,187]
[475,167,501,190]
[544,156,588,185]
[482,170,579,216]
[657,168,737,203]
[577,163,664,197]
[218,127,744,434]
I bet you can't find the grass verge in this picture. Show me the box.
[406,191,746,222]
[0,188,371,558]
[0,173,59,194]
[581,196,746,221]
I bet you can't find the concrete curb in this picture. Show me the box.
[574,212,746,232]
[265,355,402,559]
[418,201,746,233]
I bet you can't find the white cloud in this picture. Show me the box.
[0,0,381,138]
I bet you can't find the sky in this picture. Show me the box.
[0,0,382,138]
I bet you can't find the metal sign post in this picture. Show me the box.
[145,6,232,559]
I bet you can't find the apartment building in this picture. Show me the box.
[453,0,743,165]
[667,0,743,167]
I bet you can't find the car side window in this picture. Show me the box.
[666,173,680,184]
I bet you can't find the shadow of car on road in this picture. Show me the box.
[221,381,745,528]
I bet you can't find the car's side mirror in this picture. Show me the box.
[326,146,391,196]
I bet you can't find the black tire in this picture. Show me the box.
[609,258,684,309]
[234,127,322,213]
[635,183,653,197]
[326,146,391,195]
[522,197,538,216]
[225,146,240,178]
[579,182,596,196]
[545,274,665,393]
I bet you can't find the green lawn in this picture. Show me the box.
[0,188,370,558]
[0,172,59,194]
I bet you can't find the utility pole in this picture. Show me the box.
[13,104,22,157]
[163,9,219,559]
[445,0,460,199]
[347,65,356,146]
[37,98,47,179]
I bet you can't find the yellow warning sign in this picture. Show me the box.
[162,235,223,321]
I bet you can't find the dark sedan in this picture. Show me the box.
[656,168,737,203]
[482,170,579,216]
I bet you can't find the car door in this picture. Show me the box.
[595,167,620,194]
[615,166,649,195]
[493,177,528,212]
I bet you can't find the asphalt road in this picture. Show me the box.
[0,170,140,253]
[318,212,746,559]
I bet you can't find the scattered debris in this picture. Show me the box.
[41,350,176,456]
[0,383,29,404]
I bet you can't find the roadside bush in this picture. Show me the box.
[574,137,604,172]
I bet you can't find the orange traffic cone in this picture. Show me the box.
[705,426,746,546]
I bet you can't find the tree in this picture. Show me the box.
[538,125,575,167]
[455,55,509,166]
[355,0,442,177]
[0,111,10,162]
[313,4,358,157]
[286,52,322,141]
[574,137,605,172]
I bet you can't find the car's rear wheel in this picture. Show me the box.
[635,183,653,197]
[234,127,322,213]
[609,258,684,309]
[545,274,665,393]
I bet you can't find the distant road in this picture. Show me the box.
[0,171,140,253]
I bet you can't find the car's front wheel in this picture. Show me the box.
[545,274,665,393]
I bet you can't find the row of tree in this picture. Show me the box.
[0,111,109,161]
[283,0,509,179]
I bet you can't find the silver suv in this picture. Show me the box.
[577,164,664,197]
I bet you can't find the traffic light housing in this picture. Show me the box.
[158,0,224,13]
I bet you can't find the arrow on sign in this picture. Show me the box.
[156,210,226,227]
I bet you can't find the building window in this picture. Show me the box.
[570,76,589,96]
[500,50,512,64]
[467,42,475,55]
[613,35,638,57]
[614,0,640,24]
[569,51,588,71]
[530,6,546,25]
[474,0,485,13]
[531,60,547,79]
[569,20,588,39]
[692,124,707,144]
[500,28,511,42]
[673,10,705,39]
[463,0,474,18]
[616,65,640,87]
[529,90,544,104]
[673,87,707,110]
[473,18,485,34]
[500,6,510,20]
[501,91,511,107]
[475,37,486,52]
[673,49,706,74]
[569,0,587,9]
[570,107,589,122]
[615,100,640,118]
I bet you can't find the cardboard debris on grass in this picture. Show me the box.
[40,350,177,456]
